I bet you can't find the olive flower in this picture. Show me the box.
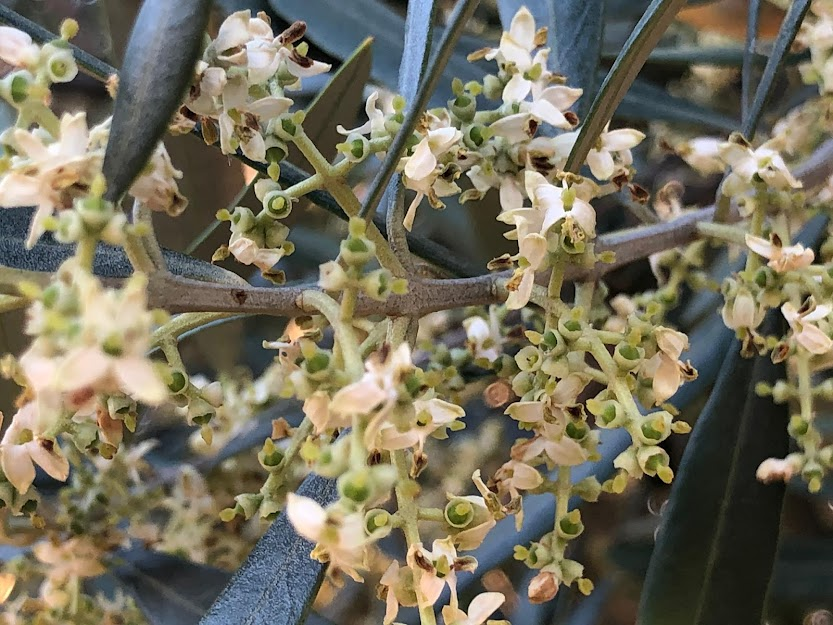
[782,298,833,354]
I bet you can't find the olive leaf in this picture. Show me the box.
[102,0,211,202]
[637,312,788,625]
[742,0,813,138]
[564,0,688,173]
[198,473,338,625]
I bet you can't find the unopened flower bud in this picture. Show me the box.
[444,498,476,528]
[528,571,559,604]
[614,342,644,370]
[341,132,371,162]
[319,261,348,291]
[449,93,476,122]
[482,74,503,100]
[42,44,78,83]
[365,508,392,537]
[54,211,84,244]
[340,236,376,266]
[556,509,584,540]
[0,70,34,106]
[201,381,224,407]
[514,345,543,372]
[258,438,284,468]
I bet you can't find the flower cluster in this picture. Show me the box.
[0,26,186,248]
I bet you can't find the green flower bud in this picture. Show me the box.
[444,498,476,528]
[340,236,376,267]
[571,476,602,502]
[43,45,78,83]
[511,371,535,397]
[449,93,476,122]
[788,414,810,438]
[515,345,543,372]
[338,469,372,504]
[557,510,584,540]
[54,211,84,244]
[482,74,503,100]
[304,350,331,378]
[258,438,284,468]
[74,196,113,228]
[364,509,392,537]
[342,132,370,162]
[614,342,644,370]
[263,190,294,219]
[557,317,583,341]
[0,70,35,107]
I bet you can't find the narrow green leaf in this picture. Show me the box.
[620,78,738,131]
[743,0,812,138]
[742,0,762,122]
[199,474,338,625]
[102,0,210,202]
[637,313,788,625]
[564,0,688,173]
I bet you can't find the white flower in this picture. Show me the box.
[440,592,505,625]
[756,457,800,483]
[0,403,69,494]
[129,142,187,216]
[378,396,464,452]
[20,270,167,407]
[401,126,463,230]
[406,537,475,606]
[485,6,536,69]
[489,85,582,142]
[286,493,367,581]
[641,326,697,405]
[463,310,503,363]
[0,26,40,68]
[498,171,596,309]
[676,137,725,175]
[782,299,833,354]
[722,287,764,331]
[719,138,801,196]
[337,91,387,137]
[228,231,288,272]
[0,112,95,246]
[745,233,815,273]
[585,124,645,180]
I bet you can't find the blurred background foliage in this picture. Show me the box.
[1,1,833,624]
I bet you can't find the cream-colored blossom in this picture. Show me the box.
[641,326,697,405]
[745,233,815,273]
[722,287,765,331]
[337,91,387,137]
[719,138,801,196]
[440,592,505,625]
[401,126,463,230]
[675,137,725,175]
[286,493,367,581]
[406,537,475,606]
[782,299,833,354]
[463,310,503,363]
[0,27,39,68]
[33,536,105,582]
[0,112,95,246]
[378,395,464,452]
[489,86,582,142]
[0,404,69,494]
[129,142,188,216]
[228,231,288,272]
